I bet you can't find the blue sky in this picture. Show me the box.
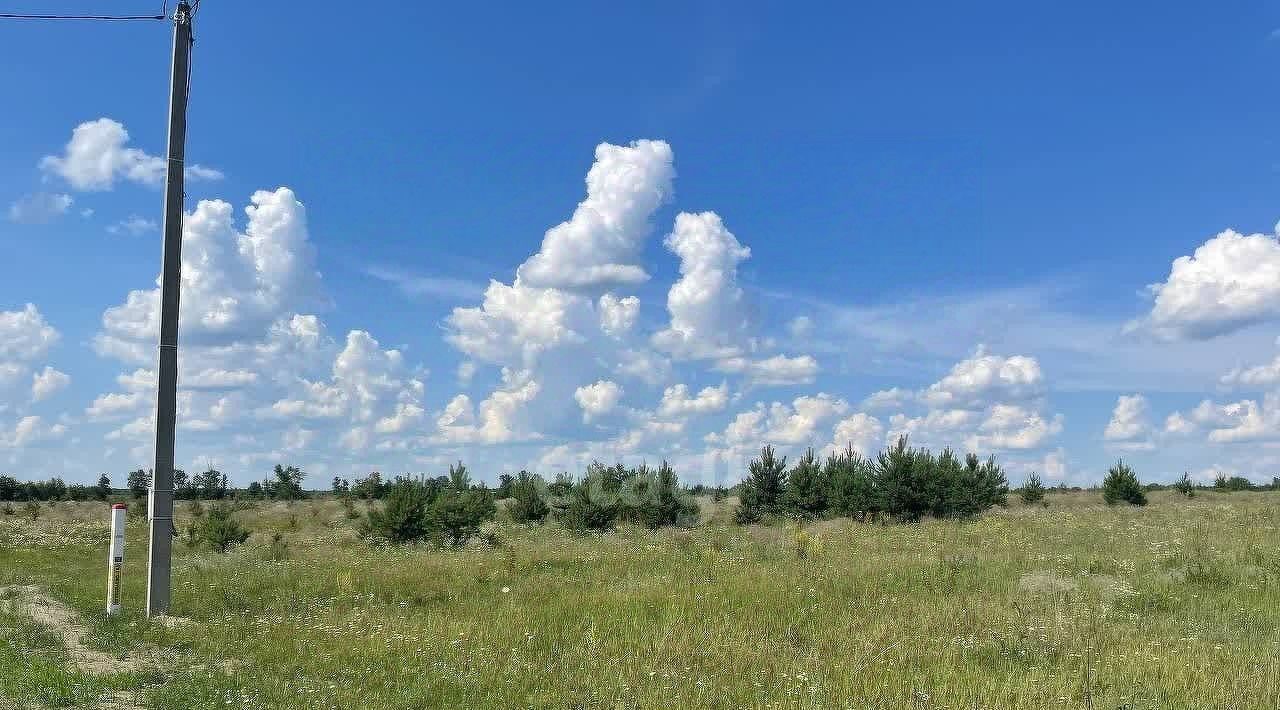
[4,1,1280,487]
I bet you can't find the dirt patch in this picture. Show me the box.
[0,585,153,676]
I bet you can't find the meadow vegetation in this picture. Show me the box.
[1,452,1278,708]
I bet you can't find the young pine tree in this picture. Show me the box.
[508,471,550,523]
[825,446,877,519]
[197,502,250,552]
[361,477,436,543]
[781,448,827,519]
[429,485,495,546]
[874,437,932,522]
[1102,459,1147,506]
[562,471,620,531]
[1019,472,1047,507]
[735,445,788,525]
[1173,471,1195,498]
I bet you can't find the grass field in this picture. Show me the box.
[1,491,1277,709]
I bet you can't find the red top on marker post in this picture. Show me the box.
[112,503,127,510]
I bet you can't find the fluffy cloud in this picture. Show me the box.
[653,211,753,359]
[828,412,884,455]
[574,380,623,422]
[878,347,1062,455]
[711,394,848,448]
[96,188,321,361]
[598,294,640,337]
[1220,350,1280,390]
[1167,394,1280,444]
[966,404,1063,451]
[516,140,674,290]
[1103,394,1154,450]
[0,304,59,362]
[446,279,593,366]
[922,346,1043,409]
[7,192,73,224]
[86,392,146,422]
[435,369,541,444]
[40,118,221,191]
[862,387,914,411]
[717,353,819,386]
[657,382,729,418]
[30,367,70,402]
[1129,227,1280,341]
[0,416,67,449]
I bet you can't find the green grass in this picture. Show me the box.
[1,491,1278,709]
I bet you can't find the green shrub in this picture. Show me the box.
[619,461,699,529]
[562,472,619,531]
[1102,460,1147,506]
[22,501,39,521]
[781,448,827,518]
[508,471,550,523]
[1173,472,1195,498]
[825,447,877,519]
[429,488,495,546]
[873,437,934,522]
[195,503,251,552]
[361,478,435,543]
[735,446,787,524]
[359,474,496,546]
[1019,472,1047,507]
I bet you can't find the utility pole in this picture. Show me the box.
[147,0,193,619]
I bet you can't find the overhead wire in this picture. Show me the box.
[0,2,168,20]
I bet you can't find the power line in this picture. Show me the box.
[0,2,167,21]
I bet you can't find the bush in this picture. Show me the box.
[194,503,251,552]
[508,471,550,523]
[825,447,877,519]
[0,475,20,501]
[430,488,495,546]
[781,448,827,518]
[873,438,934,522]
[562,472,619,531]
[735,446,788,524]
[1019,472,1047,507]
[22,501,40,521]
[1174,472,1195,498]
[619,461,699,529]
[1102,460,1147,506]
[361,478,435,543]
[360,474,496,546]
[734,437,1008,526]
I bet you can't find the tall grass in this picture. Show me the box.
[1,492,1277,709]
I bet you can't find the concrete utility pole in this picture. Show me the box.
[147,0,193,619]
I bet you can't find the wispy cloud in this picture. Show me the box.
[364,265,486,301]
[106,215,158,236]
[759,278,1278,394]
[7,192,73,224]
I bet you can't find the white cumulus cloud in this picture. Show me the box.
[515,140,674,290]
[574,380,623,422]
[1129,226,1280,341]
[40,118,221,191]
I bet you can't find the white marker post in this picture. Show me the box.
[107,503,126,616]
